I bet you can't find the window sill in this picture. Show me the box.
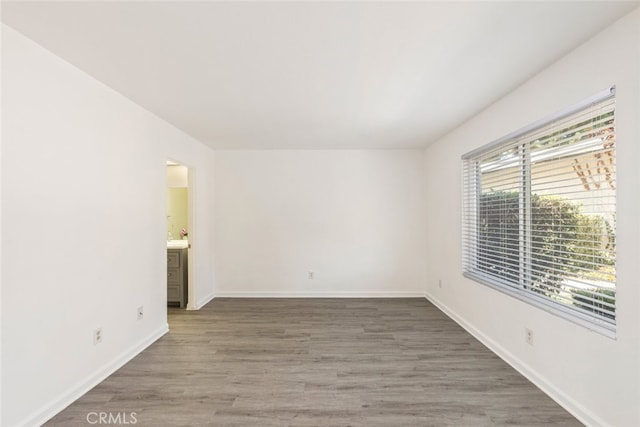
[464,271,617,340]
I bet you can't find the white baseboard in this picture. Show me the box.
[424,293,605,427]
[20,324,169,427]
[214,291,426,298]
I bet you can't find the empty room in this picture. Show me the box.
[1,1,639,426]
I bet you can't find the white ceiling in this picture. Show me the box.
[2,1,638,149]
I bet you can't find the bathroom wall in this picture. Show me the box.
[167,164,188,188]
[166,164,189,239]
[167,187,188,240]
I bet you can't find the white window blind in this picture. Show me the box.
[462,87,616,335]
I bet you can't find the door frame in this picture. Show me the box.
[167,158,196,311]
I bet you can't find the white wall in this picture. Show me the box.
[1,25,215,427]
[0,18,4,423]
[214,150,426,296]
[424,9,639,426]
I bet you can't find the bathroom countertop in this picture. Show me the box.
[167,240,189,249]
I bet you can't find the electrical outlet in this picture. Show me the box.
[308,271,314,280]
[525,328,534,346]
[94,328,103,345]
[137,306,144,320]
[438,279,442,289]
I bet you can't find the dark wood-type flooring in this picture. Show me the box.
[45,298,581,426]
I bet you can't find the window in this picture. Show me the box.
[462,87,616,335]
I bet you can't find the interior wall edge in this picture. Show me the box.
[424,293,605,427]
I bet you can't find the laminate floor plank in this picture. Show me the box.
[44,298,581,426]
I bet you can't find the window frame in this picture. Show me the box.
[461,86,617,338]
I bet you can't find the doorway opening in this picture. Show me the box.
[166,160,194,310]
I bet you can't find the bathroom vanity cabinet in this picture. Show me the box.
[167,248,188,308]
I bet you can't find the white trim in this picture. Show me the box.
[424,293,607,427]
[214,291,426,298]
[19,324,169,427]
[193,291,215,309]
[186,165,196,311]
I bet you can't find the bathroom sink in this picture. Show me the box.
[167,239,189,249]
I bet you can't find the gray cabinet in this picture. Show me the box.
[167,248,188,308]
